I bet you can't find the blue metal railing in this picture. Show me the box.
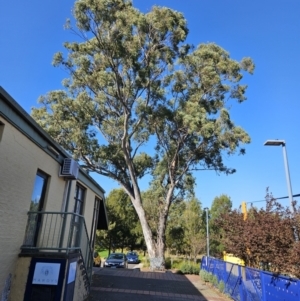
[21,211,93,287]
[201,256,300,301]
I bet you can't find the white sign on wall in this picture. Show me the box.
[67,262,77,284]
[32,263,61,285]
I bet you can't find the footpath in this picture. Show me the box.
[88,267,229,301]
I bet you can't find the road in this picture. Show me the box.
[127,262,143,269]
[88,267,229,301]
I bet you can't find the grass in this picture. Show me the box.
[97,249,109,258]
[96,249,145,260]
[139,253,201,273]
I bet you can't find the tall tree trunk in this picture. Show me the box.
[153,186,175,269]
[155,215,167,269]
[108,236,111,255]
[129,194,168,269]
[129,195,156,258]
[124,165,175,269]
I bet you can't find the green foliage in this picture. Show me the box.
[141,189,161,235]
[200,269,224,291]
[182,197,206,261]
[98,249,109,258]
[207,272,215,283]
[96,189,143,252]
[141,256,150,268]
[179,261,200,274]
[170,258,184,269]
[31,0,254,262]
[211,275,218,286]
[30,201,39,211]
[191,264,201,275]
[165,257,172,269]
[166,200,186,254]
[209,194,232,257]
[218,280,225,293]
[210,195,232,221]
[199,269,210,282]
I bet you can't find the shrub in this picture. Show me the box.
[179,262,200,275]
[211,275,218,286]
[207,272,214,283]
[200,270,226,294]
[192,264,200,275]
[200,269,210,282]
[171,258,184,269]
[218,280,225,293]
[141,256,150,268]
[165,257,172,269]
[179,262,190,274]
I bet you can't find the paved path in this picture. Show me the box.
[88,267,229,301]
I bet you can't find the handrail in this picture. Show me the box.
[78,213,93,282]
[21,211,93,288]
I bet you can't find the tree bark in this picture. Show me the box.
[128,189,174,269]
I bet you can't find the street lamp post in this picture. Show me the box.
[204,207,209,264]
[264,139,294,213]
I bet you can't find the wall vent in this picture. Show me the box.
[59,158,79,179]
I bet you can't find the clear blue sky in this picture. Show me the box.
[1,0,300,210]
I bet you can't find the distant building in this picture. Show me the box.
[0,87,108,301]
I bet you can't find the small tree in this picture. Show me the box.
[218,191,300,276]
[182,197,205,262]
[209,194,232,257]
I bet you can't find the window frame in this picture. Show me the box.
[74,183,86,217]
[0,121,4,142]
[90,197,101,249]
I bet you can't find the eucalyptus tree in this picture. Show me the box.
[31,0,254,268]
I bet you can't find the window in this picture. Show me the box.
[24,170,48,246]
[0,121,4,142]
[74,184,85,216]
[71,184,86,247]
[30,170,48,212]
[90,197,100,248]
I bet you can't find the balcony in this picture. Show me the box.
[21,211,93,287]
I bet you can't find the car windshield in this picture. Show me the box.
[108,254,124,260]
[127,252,137,256]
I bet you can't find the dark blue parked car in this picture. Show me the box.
[126,251,139,264]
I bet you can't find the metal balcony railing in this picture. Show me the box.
[21,211,93,286]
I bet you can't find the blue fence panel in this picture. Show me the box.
[261,272,300,301]
[226,263,241,301]
[200,257,300,301]
[241,267,262,301]
[214,260,226,283]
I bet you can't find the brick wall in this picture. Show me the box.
[0,112,102,300]
[0,116,66,298]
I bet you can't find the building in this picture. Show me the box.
[0,87,108,301]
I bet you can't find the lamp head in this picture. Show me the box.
[264,139,285,146]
